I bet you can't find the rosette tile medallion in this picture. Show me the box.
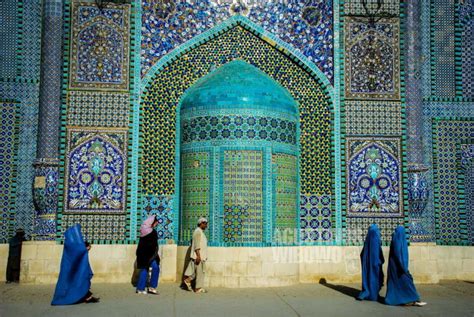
[179,61,299,246]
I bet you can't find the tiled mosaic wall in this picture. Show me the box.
[223,150,264,244]
[58,1,134,242]
[419,0,473,244]
[0,102,19,242]
[180,151,211,242]
[141,23,333,244]
[459,144,474,245]
[0,0,470,246]
[273,153,298,235]
[0,0,18,78]
[432,119,473,245]
[0,0,42,240]
[420,102,474,244]
[344,17,400,100]
[431,0,456,97]
[64,128,128,214]
[346,138,403,218]
[142,195,174,240]
[141,0,334,83]
[459,0,473,98]
[341,0,405,244]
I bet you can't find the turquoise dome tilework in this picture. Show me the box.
[181,60,298,114]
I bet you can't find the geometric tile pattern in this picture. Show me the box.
[273,153,298,235]
[345,216,404,245]
[142,195,174,240]
[461,19,473,98]
[404,0,424,164]
[182,115,297,146]
[141,0,334,83]
[0,102,18,242]
[36,0,64,159]
[430,0,456,97]
[67,91,130,127]
[343,0,399,16]
[420,102,474,242]
[141,26,332,199]
[60,213,127,242]
[0,0,18,79]
[346,137,403,217]
[0,83,40,239]
[69,2,130,90]
[223,150,263,243]
[345,101,402,135]
[32,162,59,240]
[0,0,41,240]
[223,204,250,243]
[64,128,128,214]
[432,119,474,245]
[180,152,210,243]
[20,0,42,81]
[344,18,400,100]
[300,194,333,242]
[459,144,474,245]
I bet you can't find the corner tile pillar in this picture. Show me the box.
[33,0,63,240]
[404,0,431,242]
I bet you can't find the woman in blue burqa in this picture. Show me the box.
[51,224,99,305]
[385,226,427,306]
[357,224,384,301]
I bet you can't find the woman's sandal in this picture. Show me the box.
[85,296,100,303]
[194,288,207,293]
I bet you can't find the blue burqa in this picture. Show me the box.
[51,224,93,305]
[385,226,420,305]
[357,224,384,301]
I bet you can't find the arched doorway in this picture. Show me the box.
[139,17,334,247]
[178,60,299,246]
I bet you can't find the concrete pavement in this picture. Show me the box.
[1,281,473,317]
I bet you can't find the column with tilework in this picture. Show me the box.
[33,0,63,240]
[342,0,407,245]
[404,0,431,242]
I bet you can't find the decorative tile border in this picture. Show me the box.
[69,2,130,90]
[63,127,128,214]
[346,137,403,218]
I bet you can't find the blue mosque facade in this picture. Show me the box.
[0,0,472,248]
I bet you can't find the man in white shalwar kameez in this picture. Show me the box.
[183,217,208,293]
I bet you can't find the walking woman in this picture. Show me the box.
[385,226,427,306]
[357,224,385,301]
[51,224,99,305]
[136,215,160,295]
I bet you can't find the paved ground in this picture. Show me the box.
[1,281,473,317]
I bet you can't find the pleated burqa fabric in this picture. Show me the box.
[357,224,385,301]
[51,224,93,305]
[385,226,420,305]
